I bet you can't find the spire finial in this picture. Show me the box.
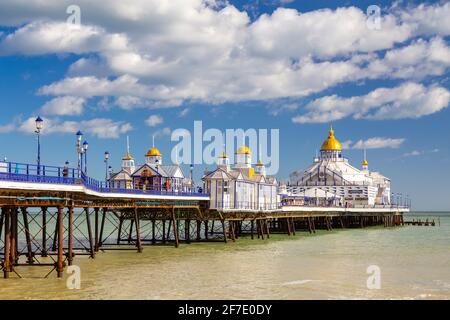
[152,135,155,148]
[127,135,130,154]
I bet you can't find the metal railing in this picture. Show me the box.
[214,201,280,210]
[0,161,208,198]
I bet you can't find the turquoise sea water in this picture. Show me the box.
[0,212,448,300]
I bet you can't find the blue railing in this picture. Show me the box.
[0,161,208,198]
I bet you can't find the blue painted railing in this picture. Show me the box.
[0,161,208,198]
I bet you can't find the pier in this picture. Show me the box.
[0,161,409,279]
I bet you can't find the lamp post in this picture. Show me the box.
[83,141,89,174]
[76,131,83,177]
[104,151,110,185]
[35,116,44,175]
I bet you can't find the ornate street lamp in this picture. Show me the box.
[35,116,44,175]
[76,131,83,176]
[83,140,89,174]
[104,151,110,185]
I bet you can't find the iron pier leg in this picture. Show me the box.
[57,206,64,278]
[98,208,106,250]
[21,207,34,264]
[94,208,99,252]
[41,207,48,257]
[134,208,142,253]
[172,208,179,248]
[3,207,11,278]
[85,208,95,258]
[68,206,74,266]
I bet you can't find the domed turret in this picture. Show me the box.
[320,126,343,160]
[146,136,162,164]
[122,136,135,173]
[235,145,252,168]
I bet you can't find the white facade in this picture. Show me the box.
[203,147,278,210]
[287,128,391,207]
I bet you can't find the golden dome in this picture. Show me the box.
[320,126,342,151]
[146,147,162,157]
[236,145,251,154]
[122,153,134,161]
[362,159,369,166]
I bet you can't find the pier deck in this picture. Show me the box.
[0,161,409,279]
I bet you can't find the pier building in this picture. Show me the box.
[287,127,391,206]
[109,141,191,193]
[202,146,278,210]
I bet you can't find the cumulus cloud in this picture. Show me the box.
[10,117,132,138]
[145,115,164,127]
[352,137,405,149]
[0,1,449,120]
[41,96,85,116]
[293,83,450,123]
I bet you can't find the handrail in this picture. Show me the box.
[0,161,208,198]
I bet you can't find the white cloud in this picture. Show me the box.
[293,82,450,123]
[0,1,449,115]
[41,96,85,116]
[12,117,132,139]
[352,137,405,150]
[145,115,164,127]
[154,127,172,138]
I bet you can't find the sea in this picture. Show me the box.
[0,212,448,300]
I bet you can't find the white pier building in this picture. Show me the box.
[287,127,391,207]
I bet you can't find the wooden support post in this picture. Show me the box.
[162,220,166,244]
[10,208,17,268]
[117,216,123,245]
[41,207,48,257]
[307,217,312,234]
[291,218,296,235]
[85,208,95,258]
[196,220,201,241]
[185,220,191,244]
[0,208,3,243]
[204,220,209,240]
[250,220,254,240]
[265,220,270,239]
[134,208,142,253]
[57,206,64,278]
[21,207,34,264]
[230,221,236,242]
[52,212,59,252]
[311,217,316,233]
[286,218,292,236]
[172,208,180,248]
[3,207,11,278]
[94,208,99,252]
[152,219,156,244]
[68,206,74,266]
[98,208,106,249]
[259,220,265,240]
[222,220,227,243]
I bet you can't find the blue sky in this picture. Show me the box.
[0,0,449,210]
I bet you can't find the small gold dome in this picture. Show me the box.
[122,153,134,161]
[256,159,264,166]
[362,159,369,166]
[320,126,342,151]
[236,145,251,154]
[146,147,162,157]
